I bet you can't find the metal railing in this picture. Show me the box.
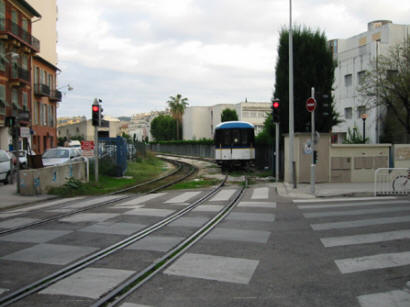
[50,89,62,101]
[374,168,410,196]
[34,83,50,96]
[10,65,30,82]
[0,18,40,51]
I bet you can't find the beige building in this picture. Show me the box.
[27,0,57,65]
[183,101,270,140]
[330,20,410,143]
[57,117,121,141]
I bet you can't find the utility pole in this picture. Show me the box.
[310,87,316,194]
[289,0,296,188]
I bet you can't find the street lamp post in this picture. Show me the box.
[361,113,368,143]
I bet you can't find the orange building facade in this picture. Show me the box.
[31,55,60,154]
[0,0,39,151]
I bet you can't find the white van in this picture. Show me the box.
[68,140,81,148]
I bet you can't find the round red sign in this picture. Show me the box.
[306,97,317,112]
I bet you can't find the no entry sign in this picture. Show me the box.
[306,97,317,112]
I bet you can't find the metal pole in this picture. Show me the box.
[13,126,20,193]
[94,125,99,183]
[289,0,296,188]
[275,122,279,183]
[310,87,315,195]
[363,118,366,143]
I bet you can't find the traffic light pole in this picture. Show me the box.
[310,87,316,195]
[94,125,99,183]
[275,122,279,183]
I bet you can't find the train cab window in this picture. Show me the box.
[241,130,248,145]
[232,129,240,145]
[223,130,230,145]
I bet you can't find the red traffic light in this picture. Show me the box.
[92,105,100,112]
[272,101,279,109]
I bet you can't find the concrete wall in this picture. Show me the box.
[284,134,391,183]
[19,161,87,195]
[393,144,410,168]
[329,144,390,182]
[284,133,331,184]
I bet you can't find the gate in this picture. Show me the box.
[98,136,128,177]
[374,168,410,196]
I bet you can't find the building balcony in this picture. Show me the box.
[50,89,62,102]
[0,18,40,52]
[9,65,30,85]
[34,83,50,97]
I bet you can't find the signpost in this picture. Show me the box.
[306,89,316,194]
[81,140,95,157]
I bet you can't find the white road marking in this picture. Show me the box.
[321,230,410,247]
[358,289,410,307]
[293,197,397,204]
[164,192,201,204]
[335,251,410,274]
[210,189,237,201]
[251,187,269,199]
[311,216,410,231]
[298,200,409,210]
[304,206,410,218]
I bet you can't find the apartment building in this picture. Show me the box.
[0,0,40,151]
[28,0,60,154]
[331,20,409,143]
[57,117,121,141]
[183,101,270,140]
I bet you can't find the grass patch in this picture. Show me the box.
[48,153,168,197]
[167,177,221,190]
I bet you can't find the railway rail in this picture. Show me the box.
[0,173,234,306]
[0,157,196,237]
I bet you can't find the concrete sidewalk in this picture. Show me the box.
[0,183,57,211]
[276,182,376,199]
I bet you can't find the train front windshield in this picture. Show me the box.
[214,128,254,147]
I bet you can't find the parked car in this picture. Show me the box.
[13,150,36,169]
[42,147,82,167]
[0,149,12,184]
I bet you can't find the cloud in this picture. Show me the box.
[56,0,409,118]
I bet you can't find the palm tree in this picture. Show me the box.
[167,94,189,140]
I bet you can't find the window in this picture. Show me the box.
[33,101,38,125]
[11,88,19,109]
[0,0,5,30]
[357,71,366,85]
[22,91,28,111]
[0,41,5,71]
[344,107,352,119]
[34,66,39,84]
[344,74,352,87]
[0,83,5,115]
[21,54,28,71]
[357,105,366,118]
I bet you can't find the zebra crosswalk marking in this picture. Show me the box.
[304,206,410,218]
[311,215,410,231]
[321,230,410,247]
[335,251,410,274]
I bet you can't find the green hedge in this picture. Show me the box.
[149,138,213,145]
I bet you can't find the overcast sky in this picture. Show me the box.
[56,0,409,118]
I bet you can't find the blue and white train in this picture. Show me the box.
[214,121,255,169]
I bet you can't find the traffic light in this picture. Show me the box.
[313,150,318,164]
[92,104,100,126]
[5,116,16,127]
[271,99,280,123]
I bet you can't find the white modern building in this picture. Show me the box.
[183,101,271,140]
[331,20,409,143]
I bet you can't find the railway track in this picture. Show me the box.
[0,157,196,237]
[0,174,239,306]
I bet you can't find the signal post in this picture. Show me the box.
[306,88,317,194]
[271,98,280,183]
[92,98,103,183]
